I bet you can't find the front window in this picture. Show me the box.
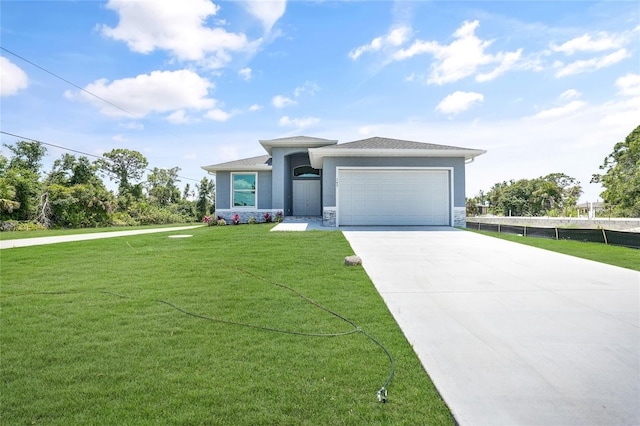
[232,173,256,207]
[294,165,320,178]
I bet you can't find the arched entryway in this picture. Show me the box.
[292,164,321,216]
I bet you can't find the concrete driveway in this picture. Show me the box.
[342,227,639,426]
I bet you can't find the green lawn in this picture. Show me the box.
[0,223,199,240]
[1,225,453,425]
[468,230,640,271]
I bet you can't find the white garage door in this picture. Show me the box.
[338,169,450,226]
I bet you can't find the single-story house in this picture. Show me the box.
[202,136,486,227]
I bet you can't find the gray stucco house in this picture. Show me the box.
[202,136,486,227]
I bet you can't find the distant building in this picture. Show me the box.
[577,201,605,218]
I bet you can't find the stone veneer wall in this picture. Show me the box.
[453,207,466,227]
[323,208,336,227]
[214,210,282,224]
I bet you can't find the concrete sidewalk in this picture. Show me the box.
[0,225,203,249]
[343,227,640,426]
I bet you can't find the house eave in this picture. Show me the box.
[200,165,272,173]
[259,137,338,155]
[308,148,487,169]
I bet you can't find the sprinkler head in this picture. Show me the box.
[377,387,387,403]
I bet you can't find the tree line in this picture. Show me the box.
[0,141,215,230]
[468,124,639,218]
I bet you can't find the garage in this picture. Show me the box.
[337,168,451,226]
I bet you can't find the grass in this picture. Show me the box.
[1,225,453,425]
[468,230,640,271]
[0,223,198,240]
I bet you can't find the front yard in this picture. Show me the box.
[1,225,453,425]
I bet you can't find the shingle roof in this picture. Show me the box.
[263,136,334,143]
[324,136,475,151]
[201,155,272,172]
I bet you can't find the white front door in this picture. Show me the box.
[293,180,321,216]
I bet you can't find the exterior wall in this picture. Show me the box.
[257,171,272,209]
[213,170,272,216]
[323,207,336,226]
[321,156,466,208]
[271,147,310,213]
[215,172,231,209]
[454,207,466,227]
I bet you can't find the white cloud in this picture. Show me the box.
[278,116,319,128]
[550,32,628,55]
[120,121,144,130]
[112,134,127,143]
[436,91,484,114]
[239,67,252,81]
[349,26,411,60]
[241,0,286,33]
[204,108,231,122]
[100,0,258,68]
[66,69,215,118]
[272,95,296,108]
[167,110,194,124]
[0,57,29,97]
[248,104,263,112]
[393,20,522,85]
[615,73,640,97]
[293,81,319,97]
[559,89,581,100]
[555,48,631,77]
[530,100,586,119]
[476,49,522,82]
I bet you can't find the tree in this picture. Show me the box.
[47,183,115,228]
[43,154,115,227]
[3,140,46,175]
[485,173,581,217]
[182,183,193,200]
[96,149,148,197]
[146,167,181,206]
[1,141,47,220]
[196,177,215,219]
[47,154,102,186]
[0,153,20,214]
[591,125,640,216]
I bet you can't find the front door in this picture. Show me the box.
[293,180,321,216]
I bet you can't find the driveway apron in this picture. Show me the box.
[342,227,640,426]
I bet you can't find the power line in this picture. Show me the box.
[0,130,201,182]
[1,46,146,121]
[0,47,208,171]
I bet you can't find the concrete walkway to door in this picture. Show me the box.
[343,227,639,426]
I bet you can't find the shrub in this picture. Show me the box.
[0,220,47,232]
[110,212,139,227]
[275,211,284,223]
[232,213,240,225]
[248,216,256,224]
[263,212,272,223]
[217,219,227,226]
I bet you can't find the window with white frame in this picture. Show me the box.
[232,173,257,207]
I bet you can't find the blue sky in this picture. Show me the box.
[1,1,638,203]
